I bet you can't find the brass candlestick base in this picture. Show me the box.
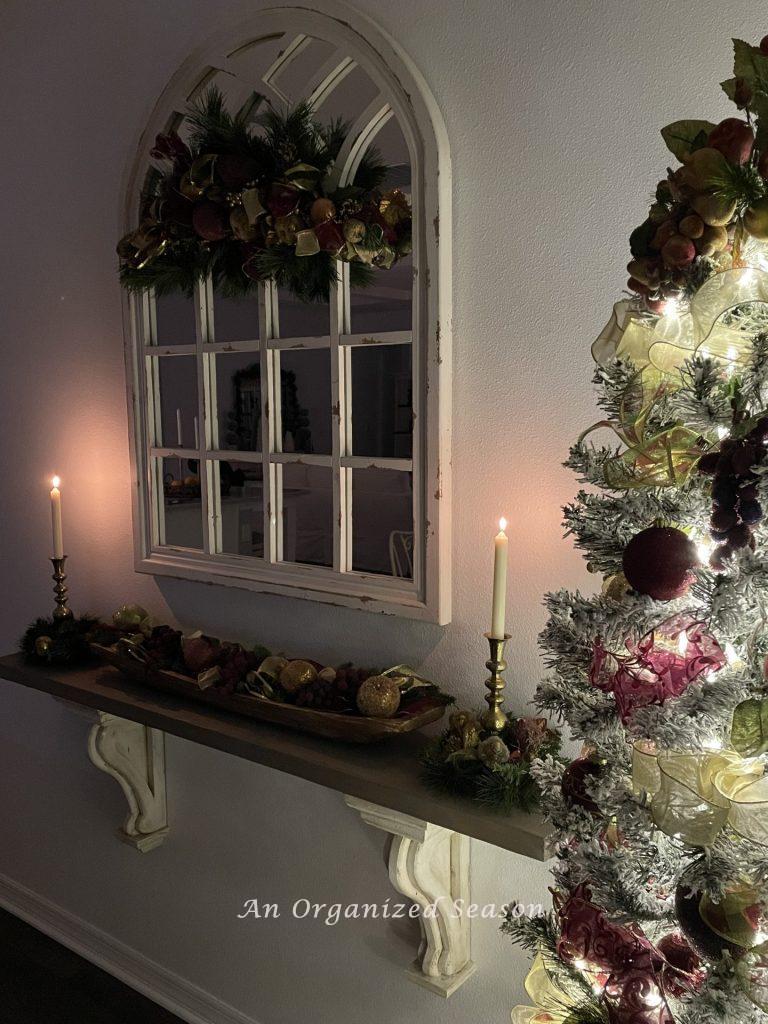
[480,633,511,733]
[51,556,73,620]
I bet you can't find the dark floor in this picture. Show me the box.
[0,908,183,1023]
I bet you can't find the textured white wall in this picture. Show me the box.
[0,1,764,1021]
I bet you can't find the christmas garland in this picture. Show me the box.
[117,89,412,304]
[421,711,560,813]
[627,37,768,311]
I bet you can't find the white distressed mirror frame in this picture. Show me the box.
[120,1,452,623]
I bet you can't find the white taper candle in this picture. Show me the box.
[490,517,508,639]
[50,476,64,559]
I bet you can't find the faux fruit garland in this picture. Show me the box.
[117,89,412,304]
[100,605,451,720]
[628,34,768,310]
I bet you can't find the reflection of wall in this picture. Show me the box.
[1,3,745,1022]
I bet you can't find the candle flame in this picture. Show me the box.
[499,517,507,533]
[51,475,61,489]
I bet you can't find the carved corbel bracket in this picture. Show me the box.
[344,796,476,996]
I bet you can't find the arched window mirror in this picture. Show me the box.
[121,3,451,622]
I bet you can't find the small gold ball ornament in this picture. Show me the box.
[602,572,632,602]
[356,675,401,718]
[35,636,53,658]
[279,660,318,694]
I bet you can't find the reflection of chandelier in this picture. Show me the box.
[595,251,768,381]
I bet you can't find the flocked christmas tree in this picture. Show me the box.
[505,32,768,1024]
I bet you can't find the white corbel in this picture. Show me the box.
[344,796,476,996]
[87,712,169,852]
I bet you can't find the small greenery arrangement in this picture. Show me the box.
[117,88,412,304]
[421,711,561,813]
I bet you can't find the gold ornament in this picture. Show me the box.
[343,219,366,245]
[279,660,318,694]
[294,228,320,257]
[379,188,411,227]
[477,735,511,768]
[318,667,337,683]
[602,573,632,601]
[447,710,480,751]
[356,675,401,718]
[34,636,52,658]
[310,197,336,224]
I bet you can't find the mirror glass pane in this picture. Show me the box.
[215,353,262,452]
[281,463,333,568]
[352,468,413,578]
[350,116,412,334]
[214,460,265,558]
[278,350,332,454]
[351,345,412,458]
[156,356,198,448]
[159,456,203,549]
[276,287,330,338]
[154,292,197,346]
[212,290,260,343]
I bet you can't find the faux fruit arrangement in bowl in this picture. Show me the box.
[92,606,453,743]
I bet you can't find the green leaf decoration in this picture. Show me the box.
[731,697,768,757]
[660,120,716,161]
[733,38,768,94]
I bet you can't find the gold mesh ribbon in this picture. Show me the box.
[579,376,705,488]
[511,954,577,1024]
[593,266,768,378]
[632,740,767,847]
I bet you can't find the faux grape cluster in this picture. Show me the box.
[698,417,767,568]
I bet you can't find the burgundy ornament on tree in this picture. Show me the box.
[622,526,698,601]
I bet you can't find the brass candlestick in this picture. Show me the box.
[50,556,73,620]
[480,632,511,733]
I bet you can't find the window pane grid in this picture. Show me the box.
[144,266,419,585]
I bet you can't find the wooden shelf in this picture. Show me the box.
[0,653,548,861]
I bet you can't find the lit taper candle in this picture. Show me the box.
[50,476,64,559]
[491,517,508,639]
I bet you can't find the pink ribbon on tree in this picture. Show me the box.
[589,613,726,725]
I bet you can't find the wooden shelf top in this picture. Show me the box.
[0,653,549,861]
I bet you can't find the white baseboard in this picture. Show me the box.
[0,872,259,1024]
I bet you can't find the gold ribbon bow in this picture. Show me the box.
[511,954,578,1024]
[632,740,768,847]
[579,376,706,488]
[594,264,768,380]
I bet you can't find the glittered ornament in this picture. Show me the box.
[561,758,604,814]
[34,636,52,658]
[477,735,510,768]
[602,572,633,601]
[279,660,318,694]
[622,526,698,601]
[356,675,401,718]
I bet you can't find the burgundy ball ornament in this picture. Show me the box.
[191,201,229,241]
[561,758,604,815]
[675,880,761,963]
[622,526,698,601]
